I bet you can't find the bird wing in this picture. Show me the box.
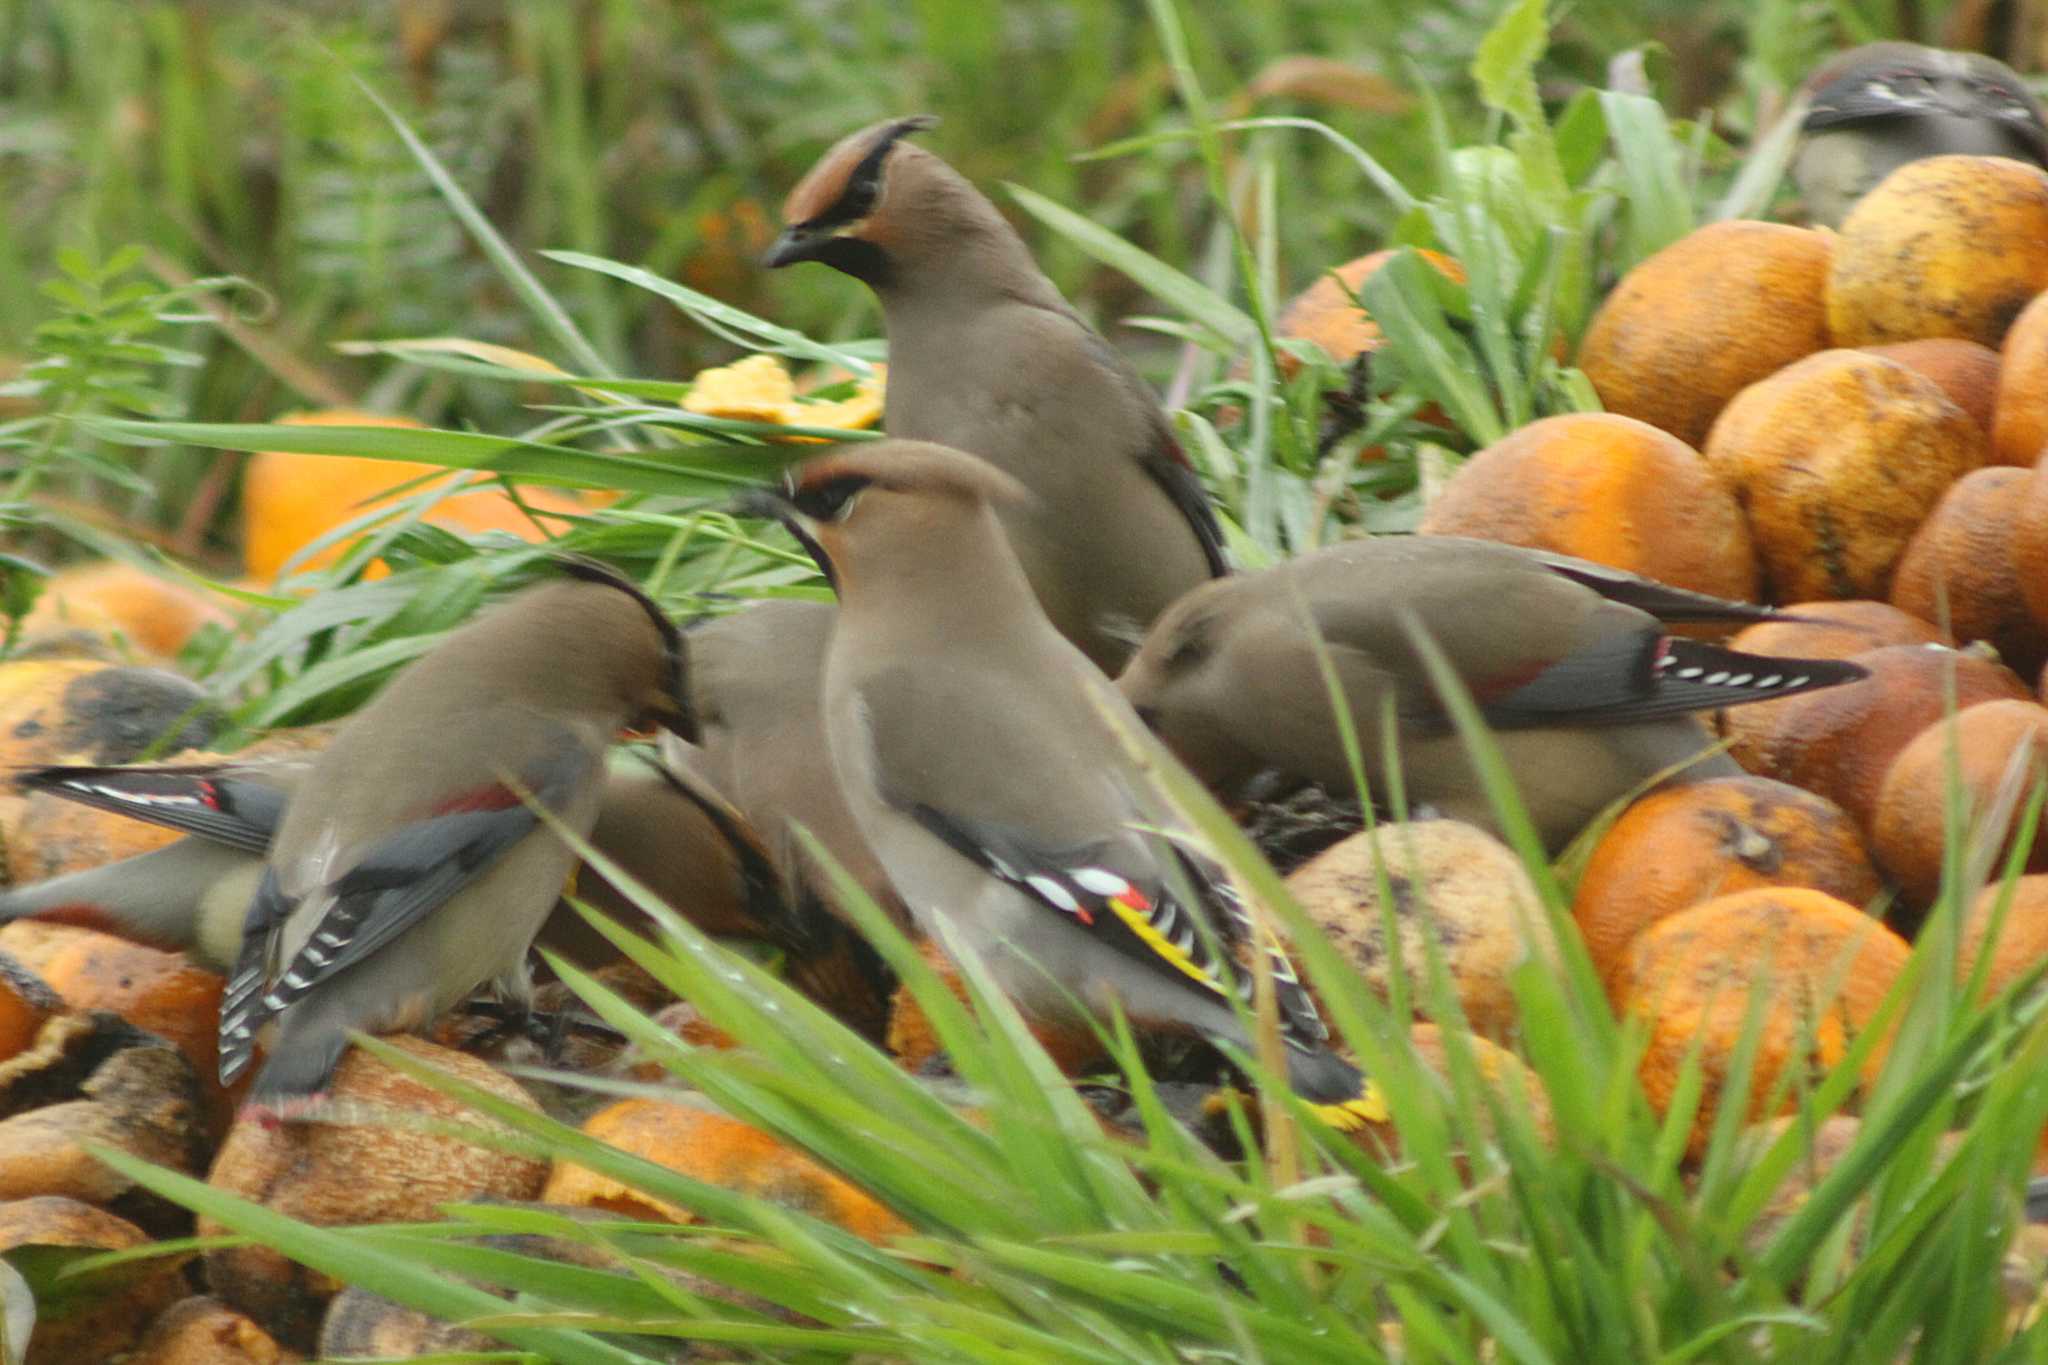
[1519,551,1781,624]
[1068,310,1229,579]
[1478,635,1869,727]
[218,866,296,1082]
[1139,429,1230,578]
[215,732,598,1081]
[854,664,1325,1051]
[18,761,299,853]
[909,803,1329,1052]
[637,738,803,948]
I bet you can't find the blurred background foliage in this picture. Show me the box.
[5,0,2036,561]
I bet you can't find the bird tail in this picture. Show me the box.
[243,1025,350,1115]
[1286,1046,1389,1132]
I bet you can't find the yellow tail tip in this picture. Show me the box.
[1307,1085,1390,1131]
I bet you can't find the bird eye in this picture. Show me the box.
[1164,628,1211,673]
[788,474,871,522]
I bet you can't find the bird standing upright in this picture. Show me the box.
[215,562,691,1113]
[735,439,1383,1129]
[1116,537,1868,851]
[1794,42,2048,227]
[763,116,1226,671]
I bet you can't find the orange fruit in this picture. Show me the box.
[203,1036,546,1345]
[1721,642,2031,828]
[1578,221,1833,449]
[1718,603,1953,775]
[1276,249,1465,376]
[0,659,220,769]
[1870,699,2048,903]
[1889,465,2045,675]
[1286,819,1553,1040]
[1860,338,2002,435]
[1612,887,1908,1156]
[20,561,235,660]
[1724,600,1951,664]
[1703,349,1986,601]
[543,1097,908,1243]
[0,921,239,1133]
[1958,876,2048,1000]
[129,1295,294,1365]
[885,940,1102,1075]
[1993,290,2048,466]
[2015,453,2048,635]
[1573,776,1880,981]
[241,409,587,581]
[1827,155,2048,348]
[1418,412,1758,600]
[0,949,58,1064]
[0,1197,185,1363]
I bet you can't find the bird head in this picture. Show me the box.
[728,440,1029,594]
[551,558,697,742]
[1801,43,2047,149]
[763,115,941,280]
[1114,579,1267,795]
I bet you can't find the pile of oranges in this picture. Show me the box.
[1274,154,2048,1155]
[1387,153,2048,1153]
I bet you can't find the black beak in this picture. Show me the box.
[762,226,820,270]
[724,487,838,592]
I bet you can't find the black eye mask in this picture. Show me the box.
[787,473,873,522]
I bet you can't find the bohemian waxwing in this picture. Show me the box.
[1794,42,2048,227]
[682,599,903,1035]
[762,116,1227,672]
[1116,536,1868,851]
[213,561,692,1112]
[733,439,1386,1129]
[0,747,784,973]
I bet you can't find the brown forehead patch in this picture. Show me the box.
[779,115,938,224]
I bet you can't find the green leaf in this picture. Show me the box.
[541,251,873,376]
[353,75,618,382]
[1005,183,1254,349]
[80,417,757,498]
[1600,90,1694,268]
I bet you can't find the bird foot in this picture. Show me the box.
[236,1092,331,1130]
[455,998,625,1059]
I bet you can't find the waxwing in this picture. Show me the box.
[1794,42,2048,227]
[213,561,692,1112]
[734,440,1384,1129]
[1116,536,1867,851]
[682,599,903,1035]
[763,116,1226,671]
[0,747,785,973]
